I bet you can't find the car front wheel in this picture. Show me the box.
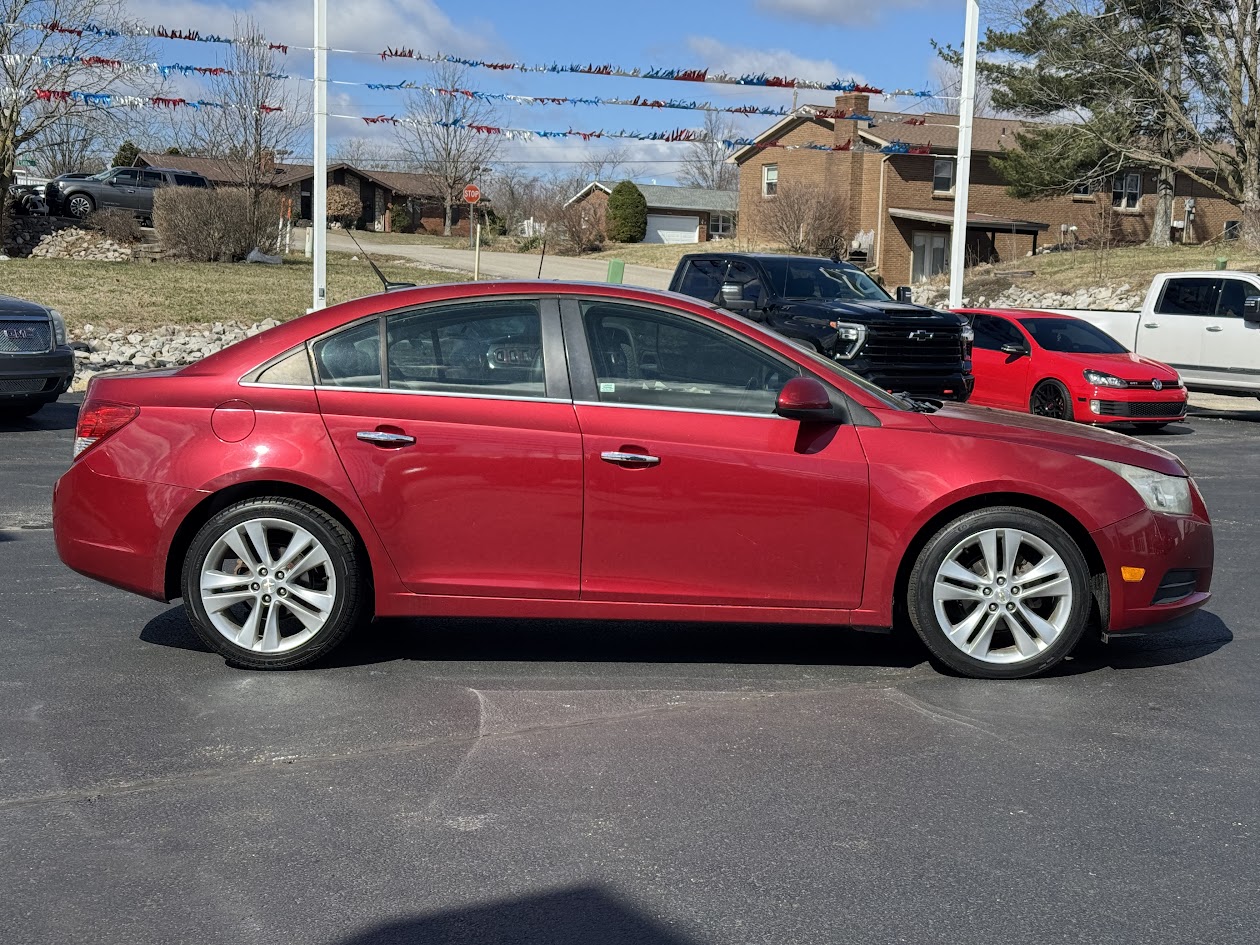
[181,498,367,669]
[906,507,1092,679]
[1030,380,1072,421]
[66,193,95,219]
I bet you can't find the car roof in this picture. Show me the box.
[955,308,1080,321]
[681,252,861,268]
[145,167,207,176]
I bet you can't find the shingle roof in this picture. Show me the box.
[135,153,444,197]
[584,180,738,213]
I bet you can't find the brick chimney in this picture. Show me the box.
[832,93,870,148]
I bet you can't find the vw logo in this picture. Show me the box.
[1152,379,1163,391]
[908,330,935,341]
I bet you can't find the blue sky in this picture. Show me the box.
[119,0,978,181]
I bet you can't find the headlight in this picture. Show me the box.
[1081,457,1192,515]
[49,309,67,346]
[960,325,975,344]
[827,320,867,359]
[1083,369,1127,388]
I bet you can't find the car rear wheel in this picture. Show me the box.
[66,193,95,219]
[906,507,1092,679]
[1030,380,1072,421]
[181,498,367,670]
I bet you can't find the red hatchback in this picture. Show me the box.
[54,282,1213,679]
[962,308,1188,427]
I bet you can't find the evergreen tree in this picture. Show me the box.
[606,181,648,243]
[112,140,140,168]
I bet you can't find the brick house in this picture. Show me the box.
[732,94,1243,285]
[134,153,467,234]
[566,181,738,243]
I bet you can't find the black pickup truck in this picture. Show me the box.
[669,252,974,400]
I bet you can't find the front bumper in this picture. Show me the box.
[1074,386,1188,424]
[1091,505,1213,634]
[0,347,75,402]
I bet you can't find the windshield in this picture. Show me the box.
[760,258,893,303]
[1019,318,1128,354]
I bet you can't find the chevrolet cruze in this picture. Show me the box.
[53,281,1214,679]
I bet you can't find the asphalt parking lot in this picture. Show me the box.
[2,395,1258,945]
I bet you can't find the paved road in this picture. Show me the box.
[2,400,1257,944]
[328,232,673,289]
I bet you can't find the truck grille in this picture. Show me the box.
[0,320,52,354]
[1096,400,1186,418]
[862,328,963,366]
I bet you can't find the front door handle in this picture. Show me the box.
[601,451,660,467]
[1206,325,1224,332]
[1143,322,1159,329]
[357,430,415,447]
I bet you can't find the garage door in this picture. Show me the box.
[645,214,700,244]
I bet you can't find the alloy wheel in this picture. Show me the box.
[930,527,1074,665]
[1030,383,1070,420]
[198,517,337,654]
[67,195,93,218]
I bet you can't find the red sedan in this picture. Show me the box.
[54,282,1213,679]
[961,308,1187,427]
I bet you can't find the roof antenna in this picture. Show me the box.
[341,227,416,292]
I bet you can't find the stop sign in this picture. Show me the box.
[463,184,481,204]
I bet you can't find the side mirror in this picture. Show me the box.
[719,282,755,312]
[775,376,842,422]
[895,286,913,303]
[1000,342,1030,357]
[1244,295,1260,324]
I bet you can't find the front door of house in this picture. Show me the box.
[912,232,950,283]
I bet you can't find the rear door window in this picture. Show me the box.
[1156,278,1220,316]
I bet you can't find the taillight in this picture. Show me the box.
[74,401,139,459]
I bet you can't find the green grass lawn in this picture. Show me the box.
[1,252,470,333]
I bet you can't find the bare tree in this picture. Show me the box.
[928,58,996,119]
[490,164,546,235]
[334,136,407,170]
[755,182,851,256]
[29,111,112,176]
[394,62,501,236]
[1,0,150,235]
[575,145,643,184]
[678,111,741,191]
[187,16,308,232]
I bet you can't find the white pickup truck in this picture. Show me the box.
[1047,271,1260,399]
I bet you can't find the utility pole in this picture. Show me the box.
[312,0,328,311]
[948,0,979,309]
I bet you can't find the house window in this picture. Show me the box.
[762,165,778,197]
[709,212,734,238]
[933,158,956,194]
[1112,172,1142,210]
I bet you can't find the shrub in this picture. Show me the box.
[605,181,647,243]
[154,187,283,262]
[85,208,141,244]
[326,184,362,227]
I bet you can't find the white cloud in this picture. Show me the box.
[121,0,502,60]
[754,0,924,28]
[685,36,863,90]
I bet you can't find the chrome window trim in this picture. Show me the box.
[573,398,786,420]
[238,379,570,405]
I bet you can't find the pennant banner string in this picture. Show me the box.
[1,52,288,78]
[23,87,278,111]
[2,20,288,52]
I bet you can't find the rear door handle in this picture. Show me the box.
[357,430,415,447]
[1206,326,1224,332]
[601,451,660,467]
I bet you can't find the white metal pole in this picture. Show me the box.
[474,223,482,279]
[948,0,980,310]
[311,0,328,310]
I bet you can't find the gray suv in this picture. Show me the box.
[0,296,74,419]
[44,166,210,221]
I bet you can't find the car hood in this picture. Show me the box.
[1045,349,1180,380]
[778,299,967,328]
[927,403,1187,476]
[0,295,51,319]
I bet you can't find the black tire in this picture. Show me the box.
[906,507,1092,679]
[0,401,43,420]
[66,193,95,219]
[180,497,367,670]
[1030,379,1073,421]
